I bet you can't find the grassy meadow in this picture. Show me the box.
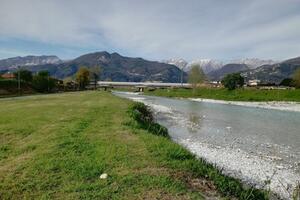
[145,87,300,102]
[0,91,267,199]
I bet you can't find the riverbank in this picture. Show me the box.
[190,98,300,112]
[114,91,300,200]
[0,91,269,199]
[145,87,300,102]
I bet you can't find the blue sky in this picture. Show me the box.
[1,0,300,61]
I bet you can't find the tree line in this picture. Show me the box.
[6,66,101,93]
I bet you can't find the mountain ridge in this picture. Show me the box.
[0,55,62,70]
[0,51,186,83]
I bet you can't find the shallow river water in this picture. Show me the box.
[113,91,300,199]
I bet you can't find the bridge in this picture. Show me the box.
[97,81,191,91]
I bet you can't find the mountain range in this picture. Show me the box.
[163,57,300,83]
[163,58,277,73]
[242,56,300,84]
[1,52,299,84]
[0,52,186,83]
[208,64,249,81]
[0,55,62,70]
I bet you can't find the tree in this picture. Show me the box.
[76,67,90,89]
[293,68,300,88]
[32,71,56,92]
[279,78,294,87]
[89,66,101,90]
[188,64,206,88]
[221,73,244,90]
[13,69,33,82]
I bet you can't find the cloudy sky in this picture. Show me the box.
[0,0,300,61]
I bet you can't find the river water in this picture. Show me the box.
[113,91,300,199]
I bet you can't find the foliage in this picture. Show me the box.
[128,102,169,137]
[222,73,244,90]
[89,66,101,89]
[293,68,300,88]
[32,71,56,92]
[89,66,101,80]
[188,64,206,88]
[0,79,18,87]
[13,69,33,82]
[279,78,295,87]
[76,67,90,89]
[128,102,154,124]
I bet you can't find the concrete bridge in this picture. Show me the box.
[97,81,191,91]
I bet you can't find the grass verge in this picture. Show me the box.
[145,87,300,102]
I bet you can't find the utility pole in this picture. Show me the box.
[17,66,21,96]
[180,66,185,87]
[48,75,50,92]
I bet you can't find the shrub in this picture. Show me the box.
[32,71,56,93]
[128,102,168,137]
[13,69,33,82]
[222,73,244,90]
[279,78,295,87]
[128,102,154,124]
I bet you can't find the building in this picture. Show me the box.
[1,72,15,79]
[248,79,260,86]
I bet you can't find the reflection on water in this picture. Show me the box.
[187,113,203,133]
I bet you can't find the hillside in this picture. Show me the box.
[208,63,249,80]
[0,55,62,71]
[3,52,186,82]
[243,56,300,84]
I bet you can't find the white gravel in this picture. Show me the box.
[189,98,300,112]
[178,139,300,200]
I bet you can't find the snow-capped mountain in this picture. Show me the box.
[187,59,224,73]
[162,58,188,70]
[0,55,62,70]
[230,58,277,69]
[162,58,223,74]
[163,57,277,74]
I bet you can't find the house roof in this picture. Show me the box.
[1,73,15,79]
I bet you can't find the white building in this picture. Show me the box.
[248,79,261,86]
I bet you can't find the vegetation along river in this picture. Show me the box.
[113,91,300,199]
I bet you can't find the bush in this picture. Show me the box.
[13,70,33,83]
[128,102,169,137]
[279,78,295,87]
[32,71,56,93]
[222,73,244,90]
[128,102,154,124]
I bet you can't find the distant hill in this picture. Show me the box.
[242,56,300,84]
[5,52,186,82]
[162,58,276,75]
[208,63,249,80]
[0,55,62,70]
[230,58,276,69]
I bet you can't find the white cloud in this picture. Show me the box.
[0,0,299,60]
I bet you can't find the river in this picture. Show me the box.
[113,91,300,199]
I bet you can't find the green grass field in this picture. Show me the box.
[0,91,267,199]
[145,87,300,102]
